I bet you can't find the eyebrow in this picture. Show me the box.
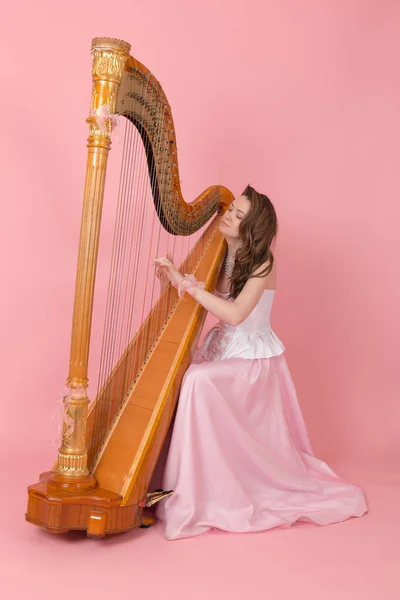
[231,203,245,216]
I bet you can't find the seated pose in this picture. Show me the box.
[154,185,367,541]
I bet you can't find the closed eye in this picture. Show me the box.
[227,205,244,219]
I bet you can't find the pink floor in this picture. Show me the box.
[2,458,399,600]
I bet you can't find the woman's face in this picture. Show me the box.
[219,195,251,240]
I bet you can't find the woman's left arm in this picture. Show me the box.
[154,257,269,326]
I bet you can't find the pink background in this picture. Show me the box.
[1,1,399,598]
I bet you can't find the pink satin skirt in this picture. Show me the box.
[157,354,367,540]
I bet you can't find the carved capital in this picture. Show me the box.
[91,38,131,82]
[89,38,131,130]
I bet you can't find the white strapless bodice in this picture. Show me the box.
[201,289,285,361]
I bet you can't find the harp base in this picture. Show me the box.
[26,471,143,538]
[47,472,97,495]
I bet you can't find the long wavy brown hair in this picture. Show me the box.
[229,185,277,299]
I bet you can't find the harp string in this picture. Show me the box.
[91,73,164,460]
[92,116,129,453]
[118,73,152,406]
[130,89,159,392]
[147,89,172,355]
[90,71,208,465]
[147,93,173,348]
[92,73,148,457]
[120,86,156,410]
[133,86,160,381]
[92,117,132,454]
[113,106,143,420]
[110,73,151,427]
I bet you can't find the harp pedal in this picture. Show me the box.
[87,511,107,538]
[139,489,174,528]
[139,489,174,508]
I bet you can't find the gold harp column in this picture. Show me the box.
[49,38,131,491]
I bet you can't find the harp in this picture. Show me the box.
[26,37,234,537]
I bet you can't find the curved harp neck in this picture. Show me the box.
[117,54,233,235]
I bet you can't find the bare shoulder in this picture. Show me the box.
[266,261,277,290]
[253,259,277,290]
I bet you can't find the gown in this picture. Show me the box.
[157,289,368,540]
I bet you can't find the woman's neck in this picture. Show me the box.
[225,240,240,259]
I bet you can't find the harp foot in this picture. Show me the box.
[140,516,156,529]
[87,510,107,538]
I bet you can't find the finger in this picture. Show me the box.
[156,260,172,270]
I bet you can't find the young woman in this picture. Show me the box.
[154,185,367,541]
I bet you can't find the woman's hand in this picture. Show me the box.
[154,254,184,289]
[155,259,169,294]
